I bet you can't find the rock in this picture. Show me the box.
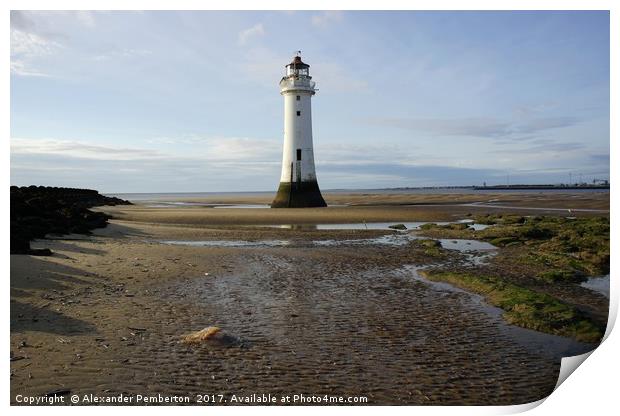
[389,224,408,230]
[181,326,242,347]
[181,326,221,344]
[10,185,131,254]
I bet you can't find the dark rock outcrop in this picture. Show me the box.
[10,185,132,255]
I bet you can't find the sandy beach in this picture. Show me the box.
[10,191,609,405]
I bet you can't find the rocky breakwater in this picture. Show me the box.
[10,185,131,255]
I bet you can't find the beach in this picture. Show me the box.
[10,191,610,405]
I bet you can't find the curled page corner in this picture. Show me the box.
[554,350,594,390]
[550,279,615,399]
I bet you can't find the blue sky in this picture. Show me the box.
[10,10,610,193]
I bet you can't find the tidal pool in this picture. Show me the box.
[161,240,291,248]
[213,204,271,209]
[264,221,494,231]
[404,265,594,360]
[439,239,497,252]
[580,274,610,298]
[267,222,446,231]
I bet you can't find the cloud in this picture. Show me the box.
[492,140,586,154]
[10,60,51,77]
[311,11,343,27]
[238,23,265,46]
[12,10,97,29]
[10,12,62,77]
[91,48,152,62]
[10,136,283,193]
[589,153,609,164]
[10,135,608,192]
[369,116,579,139]
[11,138,165,161]
[10,27,61,56]
[10,10,36,32]
[318,142,410,163]
[202,137,280,162]
[10,11,101,77]
[11,136,282,164]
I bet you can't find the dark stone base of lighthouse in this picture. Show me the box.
[271,180,327,208]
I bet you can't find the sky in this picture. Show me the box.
[10,10,610,193]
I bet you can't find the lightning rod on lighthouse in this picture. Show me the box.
[271,53,327,208]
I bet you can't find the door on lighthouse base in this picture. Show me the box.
[295,149,302,189]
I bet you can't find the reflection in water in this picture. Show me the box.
[271,224,319,230]
[439,239,497,252]
[143,202,271,209]
[213,204,271,209]
[580,275,610,298]
[266,221,490,231]
[161,240,291,247]
[469,223,490,231]
[267,222,453,231]
[313,233,422,247]
[159,234,420,248]
[159,236,499,251]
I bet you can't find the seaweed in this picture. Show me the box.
[420,270,604,343]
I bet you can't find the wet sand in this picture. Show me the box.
[10,192,608,405]
[97,191,608,228]
[118,190,610,211]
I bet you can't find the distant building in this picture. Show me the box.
[271,53,327,208]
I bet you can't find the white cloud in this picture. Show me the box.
[11,138,165,161]
[203,137,280,161]
[10,60,51,77]
[10,12,63,77]
[11,136,281,164]
[238,23,265,46]
[10,136,283,192]
[10,29,61,76]
[10,29,58,56]
[10,10,101,77]
[369,116,579,139]
[311,11,343,27]
[148,135,281,163]
[92,48,153,62]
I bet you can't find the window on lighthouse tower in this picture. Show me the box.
[296,111,301,116]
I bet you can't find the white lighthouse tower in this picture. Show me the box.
[271,53,327,208]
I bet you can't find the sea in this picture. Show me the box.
[105,187,609,202]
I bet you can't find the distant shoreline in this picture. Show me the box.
[105,185,610,201]
[472,185,610,190]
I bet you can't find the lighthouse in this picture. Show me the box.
[271,53,327,208]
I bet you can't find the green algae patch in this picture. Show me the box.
[419,216,609,282]
[419,270,604,343]
[411,238,444,257]
[536,269,583,283]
